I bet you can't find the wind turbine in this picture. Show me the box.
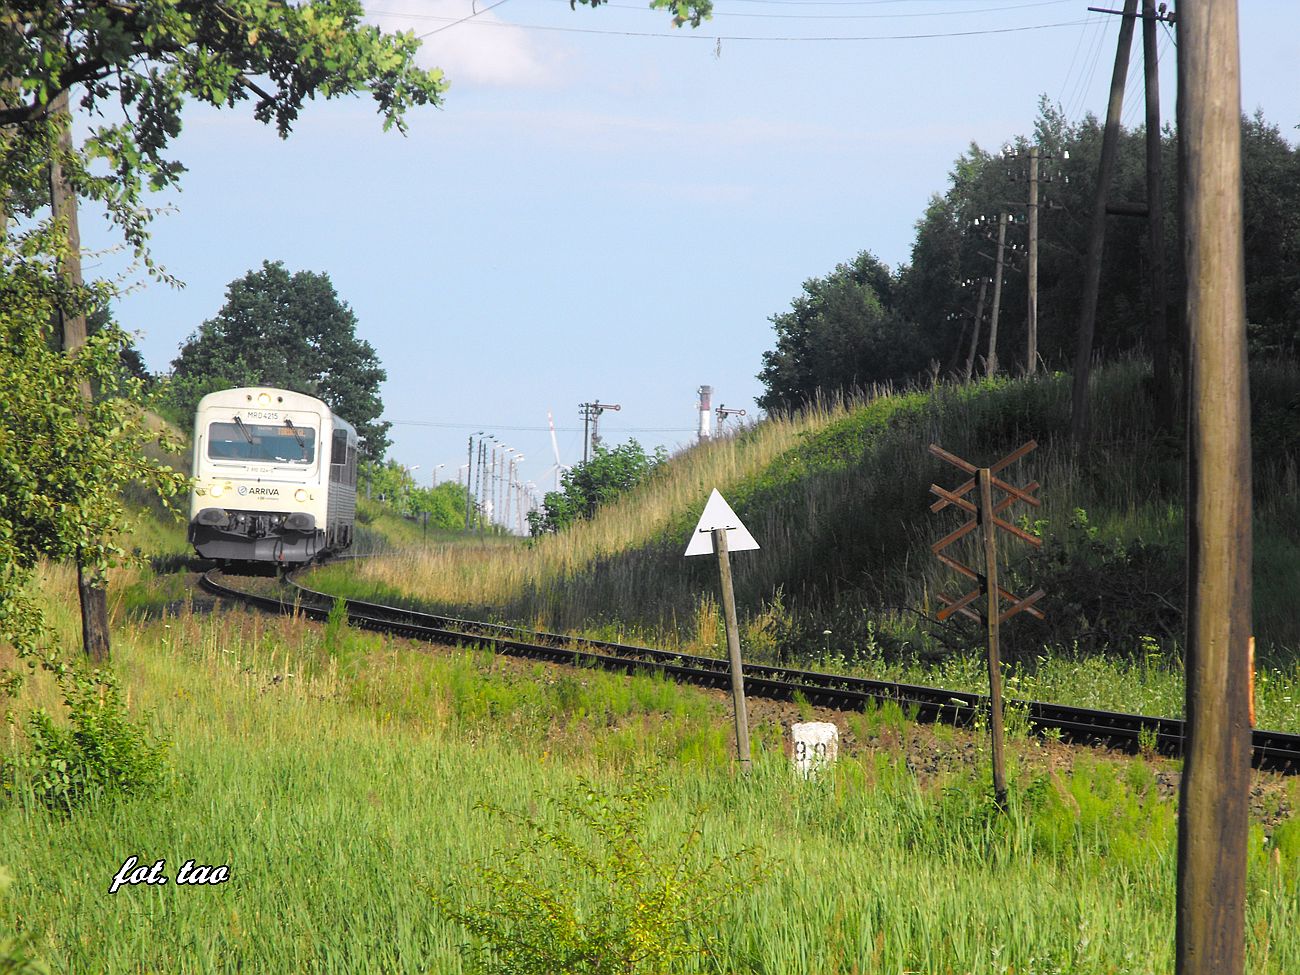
[543,411,569,492]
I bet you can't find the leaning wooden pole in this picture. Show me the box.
[1070,0,1139,445]
[1142,0,1174,431]
[1175,3,1252,974]
[47,90,110,664]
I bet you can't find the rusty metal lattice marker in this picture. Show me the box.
[929,440,1046,806]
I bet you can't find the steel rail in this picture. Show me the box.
[199,568,1300,773]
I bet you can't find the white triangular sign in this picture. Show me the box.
[684,489,760,557]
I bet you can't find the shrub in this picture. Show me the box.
[13,666,169,814]
[1003,508,1183,657]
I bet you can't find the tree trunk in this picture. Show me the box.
[47,90,111,663]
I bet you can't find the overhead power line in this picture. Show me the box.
[380,0,1074,22]
[415,0,513,38]
[373,8,1091,42]
[390,419,698,433]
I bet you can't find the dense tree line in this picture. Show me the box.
[758,103,1300,410]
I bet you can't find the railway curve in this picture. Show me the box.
[198,566,1300,774]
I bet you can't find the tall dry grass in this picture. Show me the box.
[311,358,1300,664]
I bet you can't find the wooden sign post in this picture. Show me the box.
[686,489,761,772]
[929,441,1045,806]
[712,527,752,772]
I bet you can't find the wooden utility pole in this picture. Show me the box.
[976,468,1008,805]
[985,212,1008,378]
[47,90,110,664]
[963,277,989,383]
[1070,0,1139,444]
[1142,0,1174,431]
[929,441,1043,808]
[713,527,752,772]
[1026,147,1040,375]
[1175,3,1252,973]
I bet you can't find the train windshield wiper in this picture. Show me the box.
[283,418,307,457]
[232,416,254,443]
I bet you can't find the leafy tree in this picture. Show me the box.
[1241,111,1300,358]
[0,261,183,808]
[359,458,417,512]
[0,2,447,262]
[409,483,470,532]
[359,459,468,529]
[895,194,963,373]
[168,260,390,458]
[528,440,665,535]
[757,251,930,412]
[88,305,151,386]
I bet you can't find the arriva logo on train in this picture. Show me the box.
[237,486,280,496]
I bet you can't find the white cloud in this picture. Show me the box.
[365,0,561,89]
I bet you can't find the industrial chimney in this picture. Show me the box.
[697,385,713,443]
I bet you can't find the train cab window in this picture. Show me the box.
[207,420,316,464]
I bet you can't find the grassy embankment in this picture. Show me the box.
[3,563,1300,973]
[308,358,1300,730]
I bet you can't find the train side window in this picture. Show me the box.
[331,429,348,465]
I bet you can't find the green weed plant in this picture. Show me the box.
[431,773,767,975]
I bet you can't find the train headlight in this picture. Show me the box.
[294,488,308,503]
[257,392,272,406]
[211,483,225,498]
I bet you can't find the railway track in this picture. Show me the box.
[200,566,1300,774]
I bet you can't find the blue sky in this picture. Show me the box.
[85,0,1300,512]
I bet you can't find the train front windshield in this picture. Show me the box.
[207,420,317,465]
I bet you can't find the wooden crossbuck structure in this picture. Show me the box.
[929,440,1046,625]
[928,439,1046,806]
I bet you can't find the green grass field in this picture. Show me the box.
[3,567,1300,974]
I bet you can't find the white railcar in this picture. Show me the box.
[189,387,357,563]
